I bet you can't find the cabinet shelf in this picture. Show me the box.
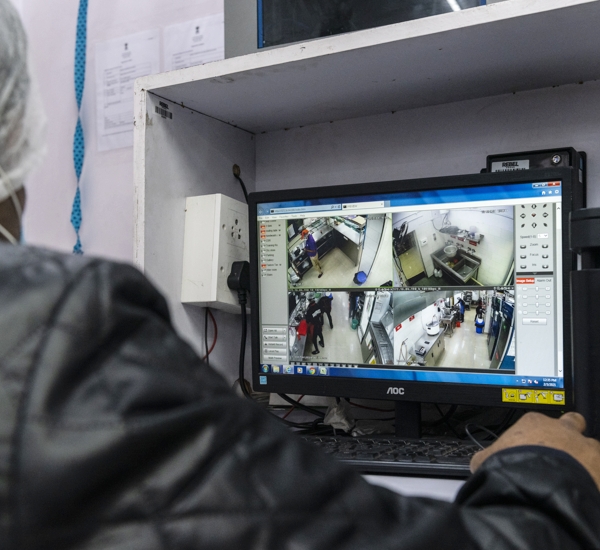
[138,0,600,134]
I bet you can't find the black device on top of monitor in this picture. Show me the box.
[248,168,583,436]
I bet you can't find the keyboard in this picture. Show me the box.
[300,435,483,477]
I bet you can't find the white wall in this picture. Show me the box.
[140,92,254,381]
[413,216,440,278]
[20,0,223,262]
[393,297,446,363]
[255,81,600,211]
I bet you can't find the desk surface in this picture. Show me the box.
[364,475,465,502]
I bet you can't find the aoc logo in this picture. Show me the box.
[386,387,405,395]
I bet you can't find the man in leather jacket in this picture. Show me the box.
[3,1,600,549]
[2,244,600,550]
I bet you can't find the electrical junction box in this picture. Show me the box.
[181,194,248,314]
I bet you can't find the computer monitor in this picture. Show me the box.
[249,168,581,432]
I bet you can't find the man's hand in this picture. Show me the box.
[471,412,600,490]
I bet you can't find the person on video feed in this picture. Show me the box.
[318,293,334,329]
[457,296,465,322]
[301,228,323,278]
[306,293,325,354]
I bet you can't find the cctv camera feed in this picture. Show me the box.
[288,290,363,363]
[257,179,566,390]
[393,207,514,287]
[286,288,513,369]
[286,214,393,289]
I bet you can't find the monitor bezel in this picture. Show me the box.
[248,168,578,409]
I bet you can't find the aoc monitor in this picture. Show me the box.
[248,168,582,412]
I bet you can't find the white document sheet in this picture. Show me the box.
[164,14,224,72]
[96,29,160,152]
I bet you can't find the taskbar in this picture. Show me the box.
[258,363,563,389]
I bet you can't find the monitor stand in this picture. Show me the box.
[395,401,422,439]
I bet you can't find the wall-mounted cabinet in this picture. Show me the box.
[134,0,600,380]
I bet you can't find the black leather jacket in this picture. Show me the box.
[1,245,600,549]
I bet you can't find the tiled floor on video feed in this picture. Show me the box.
[300,247,357,288]
[301,297,492,369]
[438,308,492,370]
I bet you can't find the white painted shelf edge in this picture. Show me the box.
[136,0,594,92]
[133,0,600,133]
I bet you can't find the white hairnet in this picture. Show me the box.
[0,0,45,203]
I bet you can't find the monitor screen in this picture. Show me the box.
[249,169,578,409]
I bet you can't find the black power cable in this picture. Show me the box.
[227,261,252,400]
[232,164,249,204]
[227,174,325,422]
[434,403,461,439]
[227,261,326,430]
[238,299,250,396]
[205,307,210,367]
[278,393,325,418]
[423,404,458,428]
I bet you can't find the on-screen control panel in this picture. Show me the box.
[516,202,554,274]
[514,199,561,377]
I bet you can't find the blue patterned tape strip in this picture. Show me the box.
[71,0,88,255]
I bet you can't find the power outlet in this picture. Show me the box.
[181,193,249,313]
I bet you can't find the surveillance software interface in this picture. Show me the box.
[256,181,566,404]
